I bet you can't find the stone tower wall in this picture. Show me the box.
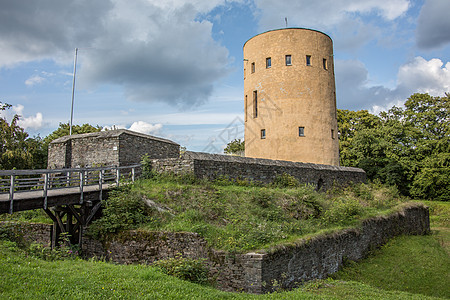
[243,28,339,166]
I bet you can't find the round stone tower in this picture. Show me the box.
[243,28,339,166]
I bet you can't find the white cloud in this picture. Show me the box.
[254,0,410,30]
[335,56,450,112]
[0,104,45,130]
[396,57,450,95]
[416,0,450,49]
[128,121,163,135]
[103,121,163,135]
[25,75,45,86]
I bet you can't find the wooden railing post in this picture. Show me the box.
[116,168,120,187]
[43,173,49,209]
[99,169,103,201]
[132,167,135,182]
[79,171,84,204]
[9,175,15,214]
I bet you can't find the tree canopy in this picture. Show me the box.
[224,138,245,156]
[338,93,449,201]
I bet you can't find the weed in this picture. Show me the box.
[152,254,210,285]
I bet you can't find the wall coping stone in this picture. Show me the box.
[182,151,365,173]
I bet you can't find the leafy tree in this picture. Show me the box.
[224,138,245,156]
[43,122,101,146]
[0,102,46,169]
[338,93,449,201]
[337,109,382,167]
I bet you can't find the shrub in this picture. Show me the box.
[271,173,300,188]
[0,223,28,249]
[321,196,363,226]
[87,186,159,239]
[153,255,210,285]
[27,233,79,260]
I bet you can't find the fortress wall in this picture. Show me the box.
[151,152,366,189]
[77,204,429,294]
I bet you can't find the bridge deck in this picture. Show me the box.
[0,184,116,214]
[0,165,140,214]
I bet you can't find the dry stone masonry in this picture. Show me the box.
[48,129,180,169]
[151,151,366,189]
[79,204,429,293]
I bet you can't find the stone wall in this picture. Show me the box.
[0,222,52,246]
[48,130,180,169]
[81,204,429,294]
[151,151,366,189]
[119,134,179,166]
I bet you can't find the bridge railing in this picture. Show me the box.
[0,164,141,213]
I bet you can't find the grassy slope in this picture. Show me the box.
[0,241,442,300]
[327,200,450,299]
[88,177,411,252]
[0,181,448,299]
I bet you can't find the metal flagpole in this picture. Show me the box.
[70,48,78,136]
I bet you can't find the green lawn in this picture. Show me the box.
[0,240,443,299]
[0,181,448,299]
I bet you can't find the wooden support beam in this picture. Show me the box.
[85,201,102,226]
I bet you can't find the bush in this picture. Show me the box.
[87,186,159,239]
[153,255,210,285]
[271,173,300,188]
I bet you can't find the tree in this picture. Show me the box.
[43,122,102,146]
[338,93,450,200]
[0,102,46,169]
[337,109,382,167]
[224,139,245,156]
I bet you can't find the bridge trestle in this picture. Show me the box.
[44,200,102,249]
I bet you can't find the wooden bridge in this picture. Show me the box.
[0,165,141,247]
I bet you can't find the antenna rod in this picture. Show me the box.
[285,17,288,28]
[69,48,78,136]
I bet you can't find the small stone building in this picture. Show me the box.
[47,129,180,169]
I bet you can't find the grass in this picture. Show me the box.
[0,175,447,299]
[0,240,443,299]
[87,174,411,252]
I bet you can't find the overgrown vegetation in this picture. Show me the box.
[153,255,210,285]
[87,173,409,252]
[0,201,447,299]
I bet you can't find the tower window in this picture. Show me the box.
[251,62,255,73]
[245,95,248,122]
[253,90,258,118]
[323,58,327,70]
[261,129,266,139]
[306,55,311,66]
[331,129,335,139]
[299,126,305,137]
[266,57,271,68]
[285,55,292,66]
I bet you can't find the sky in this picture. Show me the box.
[0,0,449,153]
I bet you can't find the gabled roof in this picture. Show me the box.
[50,129,179,145]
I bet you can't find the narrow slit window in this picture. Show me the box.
[261,129,266,139]
[245,95,248,122]
[251,62,255,73]
[331,129,335,139]
[323,58,327,70]
[299,126,305,137]
[285,55,292,66]
[253,90,258,118]
[306,55,311,66]
[266,57,271,68]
